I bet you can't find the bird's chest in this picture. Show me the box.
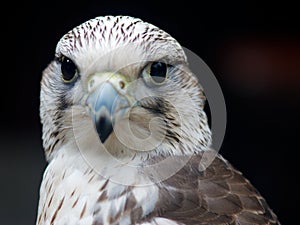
[36,154,159,225]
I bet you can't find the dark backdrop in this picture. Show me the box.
[2,1,299,224]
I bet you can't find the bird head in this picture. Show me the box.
[40,16,211,163]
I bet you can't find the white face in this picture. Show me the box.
[40,16,211,164]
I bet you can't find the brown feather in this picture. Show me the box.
[152,150,280,225]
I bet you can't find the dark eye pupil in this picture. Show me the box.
[61,57,77,82]
[150,62,167,83]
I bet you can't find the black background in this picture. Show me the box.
[2,1,299,224]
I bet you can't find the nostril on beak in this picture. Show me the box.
[119,80,125,89]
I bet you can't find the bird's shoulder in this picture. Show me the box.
[149,150,280,225]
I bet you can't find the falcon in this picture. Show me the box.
[37,15,280,224]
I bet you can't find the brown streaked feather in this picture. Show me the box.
[153,150,280,225]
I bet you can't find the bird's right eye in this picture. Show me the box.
[60,56,78,83]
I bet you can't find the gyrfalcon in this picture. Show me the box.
[36,15,280,225]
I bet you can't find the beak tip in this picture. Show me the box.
[96,116,113,143]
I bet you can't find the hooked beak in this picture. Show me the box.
[86,72,131,143]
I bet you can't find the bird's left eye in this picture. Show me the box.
[142,61,168,85]
[60,56,78,83]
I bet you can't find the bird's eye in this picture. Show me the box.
[60,56,78,83]
[142,61,168,85]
